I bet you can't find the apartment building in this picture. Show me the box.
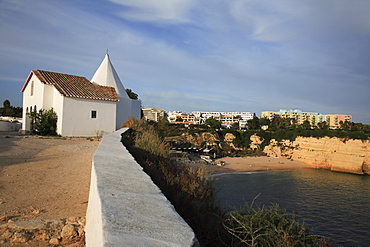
[142,108,166,122]
[167,111,253,128]
[326,114,352,129]
[262,109,351,128]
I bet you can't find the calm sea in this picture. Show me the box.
[213,169,370,246]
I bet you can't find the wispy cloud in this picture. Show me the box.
[109,0,196,24]
[0,0,369,123]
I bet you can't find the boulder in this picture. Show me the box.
[61,224,78,240]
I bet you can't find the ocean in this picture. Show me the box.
[213,169,370,246]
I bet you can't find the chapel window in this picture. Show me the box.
[91,110,97,119]
[30,81,34,96]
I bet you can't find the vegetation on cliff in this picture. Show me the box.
[121,118,330,246]
[152,116,369,157]
[121,118,228,246]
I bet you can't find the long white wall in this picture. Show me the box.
[85,128,197,246]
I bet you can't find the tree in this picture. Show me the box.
[317,121,329,130]
[3,100,10,108]
[175,117,183,122]
[302,120,312,130]
[30,108,58,136]
[231,121,240,129]
[125,89,138,99]
[0,99,15,116]
[269,116,298,130]
[205,117,221,129]
[259,117,270,127]
[340,120,352,130]
[247,114,260,130]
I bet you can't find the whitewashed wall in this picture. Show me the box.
[60,98,116,137]
[0,121,21,131]
[22,75,45,131]
[86,129,197,246]
[115,98,142,129]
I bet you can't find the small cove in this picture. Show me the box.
[213,169,370,246]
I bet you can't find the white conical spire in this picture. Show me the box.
[91,53,129,99]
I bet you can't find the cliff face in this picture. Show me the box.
[165,132,220,147]
[264,137,370,175]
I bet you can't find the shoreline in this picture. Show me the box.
[186,156,310,176]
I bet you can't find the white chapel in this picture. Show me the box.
[21,54,141,137]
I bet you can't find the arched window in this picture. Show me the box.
[30,81,34,96]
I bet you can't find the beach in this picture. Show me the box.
[187,155,310,175]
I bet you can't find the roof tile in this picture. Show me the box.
[33,70,119,101]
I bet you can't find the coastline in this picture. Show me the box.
[187,156,310,176]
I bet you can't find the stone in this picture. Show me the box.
[0,229,13,240]
[250,134,264,150]
[49,237,60,245]
[61,224,78,240]
[77,217,86,227]
[12,232,31,243]
[77,225,85,237]
[67,217,78,224]
[37,230,50,241]
[0,216,10,222]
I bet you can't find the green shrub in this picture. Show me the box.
[224,199,330,246]
[29,108,58,136]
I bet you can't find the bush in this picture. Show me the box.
[224,199,330,246]
[30,108,58,136]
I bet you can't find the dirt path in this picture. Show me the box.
[0,135,99,222]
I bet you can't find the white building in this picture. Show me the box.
[142,108,166,122]
[167,111,253,128]
[262,109,327,126]
[21,54,141,137]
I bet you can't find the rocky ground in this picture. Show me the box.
[0,132,99,246]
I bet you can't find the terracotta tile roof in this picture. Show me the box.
[31,70,119,102]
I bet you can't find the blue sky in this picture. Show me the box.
[1,0,369,123]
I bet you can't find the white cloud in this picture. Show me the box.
[0,0,369,123]
[229,0,370,42]
[108,0,196,24]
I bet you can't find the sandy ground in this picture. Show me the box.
[187,155,310,175]
[0,134,99,222]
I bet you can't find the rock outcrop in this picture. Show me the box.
[165,132,220,147]
[0,217,86,246]
[250,135,264,150]
[264,137,370,175]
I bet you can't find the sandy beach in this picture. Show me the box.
[187,155,310,175]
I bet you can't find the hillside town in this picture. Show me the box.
[142,108,353,130]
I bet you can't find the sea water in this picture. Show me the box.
[213,169,370,246]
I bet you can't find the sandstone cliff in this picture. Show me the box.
[165,132,220,147]
[264,137,370,175]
